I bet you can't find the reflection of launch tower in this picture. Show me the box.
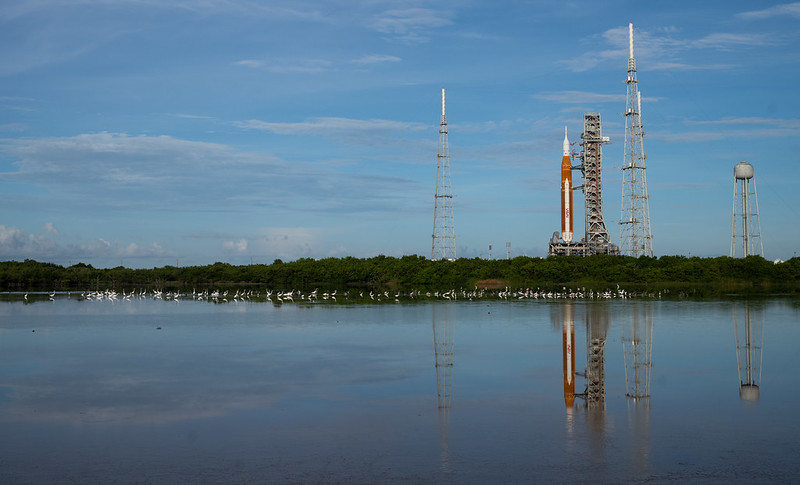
[620,22,654,257]
[623,301,654,399]
[730,161,763,258]
[733,302,764,401]
[549,114,619,256]
[432,304,455,471]
[585,303,610,408]
[432,88,456,261]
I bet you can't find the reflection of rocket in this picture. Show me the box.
[562,303,575,408]
[560,127,573,243]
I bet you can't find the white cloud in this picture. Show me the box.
[223,238,248,253]
[0,224,171,264]
[737,2,800,19]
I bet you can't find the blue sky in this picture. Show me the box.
[1,0,799,268]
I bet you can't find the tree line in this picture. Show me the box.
[2,255,799,294]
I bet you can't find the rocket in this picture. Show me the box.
[562,303,575,409]
[560,127,573,243]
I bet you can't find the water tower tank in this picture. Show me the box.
[734,161,754,180]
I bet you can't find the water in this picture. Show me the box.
[1,295,798,483]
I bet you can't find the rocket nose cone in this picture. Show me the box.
[563,126,569,156]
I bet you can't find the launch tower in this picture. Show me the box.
[620,22,654,257]
[730,161,763,258]
[580,113,617,255]
[432,89,456,261]
[549,114,619,256]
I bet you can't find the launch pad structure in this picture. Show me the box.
[549,113,619,257]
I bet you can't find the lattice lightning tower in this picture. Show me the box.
[432,88,456,261]
[620,23,654,257]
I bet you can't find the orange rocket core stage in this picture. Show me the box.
[562,305,575,408]
[561,127,573,243]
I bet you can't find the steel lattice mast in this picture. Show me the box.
[620,23,653,257]
[432,88,456,261]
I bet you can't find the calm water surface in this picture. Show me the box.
[1,295,799,483]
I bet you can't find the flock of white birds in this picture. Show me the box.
[26,285,665,303]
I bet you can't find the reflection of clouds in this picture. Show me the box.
[3,338,417,425]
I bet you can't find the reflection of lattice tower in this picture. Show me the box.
[733,302,764,401]
[585,304,610,409]
[620,23,654,257]
[433,304,454,472]
[432,88,456,261]
[580,113,617,255]
[433,304,455,410]
[623,301,654,400]
[730,161,763,258]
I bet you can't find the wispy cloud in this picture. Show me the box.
[562,24,778,73]
[737,2,800,19]
[690,33,774,49]
[0,123,27,132]
[685,116,800,127]
[370,8,452,43]
[233,58,333,74]
[0,0,328,22]
[647,62,734,71]
[652,126,800,142]
[236,117,428,136]
[0,132,425,216]
[352,54,402,64]
[533,91,627,104]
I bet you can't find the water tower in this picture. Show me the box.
[730,161,763,257]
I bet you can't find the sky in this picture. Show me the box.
[1,0,799,268]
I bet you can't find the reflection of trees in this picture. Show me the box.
[432,303,455,473]
[733,301,764,401]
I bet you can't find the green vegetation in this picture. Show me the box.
[2,255,799,295]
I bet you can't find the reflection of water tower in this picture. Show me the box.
[733,302,764,401]
[730,161,763,258]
